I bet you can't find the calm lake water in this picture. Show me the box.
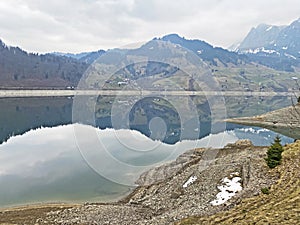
[0,96,293,207]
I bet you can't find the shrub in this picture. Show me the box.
[265,136,284,168]
[261,187,270,195]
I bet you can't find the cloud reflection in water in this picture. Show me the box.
[0,124,238,207]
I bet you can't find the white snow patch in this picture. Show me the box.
[210,173,242,206]
[284,53,296,60]
[257,128,269,134]
[266,26,273,31]
[238,127,268,134]
[183,175,197,188]
[245,47,279,55]
[260,48,279,54]
[230,43,240,52]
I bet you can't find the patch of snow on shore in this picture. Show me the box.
[210,172,242,206]
[183,175,197,188]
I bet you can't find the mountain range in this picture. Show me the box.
[53,49,105,64]
[0,18,300,89]
[233,18,300,71]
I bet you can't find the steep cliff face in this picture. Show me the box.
[238,24,285,50]
[235,18,300,71]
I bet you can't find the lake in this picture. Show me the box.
[0,96,293,207]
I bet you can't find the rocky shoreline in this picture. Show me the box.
[0,140,278,225]
[226,103,300,140]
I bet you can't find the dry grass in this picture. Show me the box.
[0,203,78,224]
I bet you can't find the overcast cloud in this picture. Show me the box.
[0,0,299,53]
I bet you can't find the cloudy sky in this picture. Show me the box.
[0,0,299,53]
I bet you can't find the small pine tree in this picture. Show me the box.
[265,136,284,168]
